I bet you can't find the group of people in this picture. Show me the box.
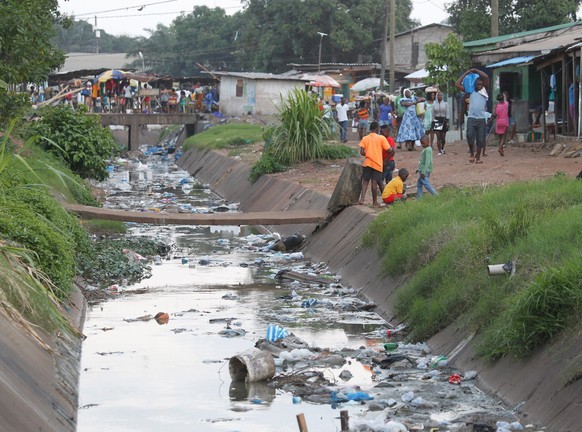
[355,66,516,207]
[52,79,219,115]
[357,120,437,208]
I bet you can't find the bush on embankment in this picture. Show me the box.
[364,177,582,359]
[26,105,120,181]
[249,89,355,182]
[0,121,94,333]
[182,99,356,182]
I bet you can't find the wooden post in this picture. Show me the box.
[296,413,308,432]
[340,410,350,431]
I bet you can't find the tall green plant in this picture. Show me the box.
[264,89,332,165]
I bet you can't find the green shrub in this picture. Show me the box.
[0,90,30,127]
[248,153,287,183]
[320,144,357,159]
[26,105,120,181]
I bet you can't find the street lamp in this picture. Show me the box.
[317,32,327,73]
[138,51,145,72]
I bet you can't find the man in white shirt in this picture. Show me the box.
[336,97,350,143]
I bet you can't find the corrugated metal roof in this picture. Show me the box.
[56,52,131,73]
[210,71,305,81]
[486,56,536,68]
[464,21,581,48]
[487,31,582,54]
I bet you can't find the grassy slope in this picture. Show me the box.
[182,123,263,151]
[364,177,582,359]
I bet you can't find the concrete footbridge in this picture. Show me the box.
[99,113,200,151]
[66,203,327,226]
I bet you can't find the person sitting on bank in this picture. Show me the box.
[382,168,409,205]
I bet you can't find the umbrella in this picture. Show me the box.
[301,74,340,88]
[97,69,128,83]
[350,77,388,92]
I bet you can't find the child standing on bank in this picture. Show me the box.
[493,93,509,156]
[416,134,438,199]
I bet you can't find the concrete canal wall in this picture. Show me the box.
[0,287,85,432]
[179,147,582,432]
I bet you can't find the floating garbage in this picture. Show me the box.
[154,312,169,325]
[300,298,318,308]
[266,324,289,342]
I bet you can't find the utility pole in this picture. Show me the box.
[379,0,389,92]
[95,16,100,54]
[491,0,499,37]
[389,0,395,94]
[317,32,327,73]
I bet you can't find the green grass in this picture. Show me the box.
[364,178,582,359]
[182,123,263,151]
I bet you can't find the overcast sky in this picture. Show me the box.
[58,0,450,37]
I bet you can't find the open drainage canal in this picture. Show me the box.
[78,144,529,432]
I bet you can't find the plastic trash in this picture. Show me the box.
[300,298,318,308]
[292,396,301,404]
[430,355,448,368]
[401,391,415,403]
[448,373,462,385]
[330,391,373,403]
[386,323,407,338]
[181,257,188,264]
[384,342,399,351]
[266,324,289,342]
[464,370,478,380]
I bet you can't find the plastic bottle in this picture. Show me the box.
[384,342,399,351]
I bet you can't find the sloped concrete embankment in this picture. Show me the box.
[0,287,85,432]
[178,147,582,432]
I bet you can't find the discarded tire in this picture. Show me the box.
[229,348,275,382]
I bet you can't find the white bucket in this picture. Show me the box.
[229,348,275,382]
[487,264,507,275]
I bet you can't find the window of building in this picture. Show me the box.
[236,80,243,97]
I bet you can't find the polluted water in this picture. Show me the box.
[78,138,534,432]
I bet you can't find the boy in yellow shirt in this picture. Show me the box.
[382,168,409,205]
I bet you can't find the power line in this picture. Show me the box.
[71,0,178,18]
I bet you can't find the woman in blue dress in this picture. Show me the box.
[396,89,426,151]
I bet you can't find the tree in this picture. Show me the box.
[424,33,470,94]
[0,0,67,84]
[447,0,579,41]
[235,0,417,71]
[53,19,139,54]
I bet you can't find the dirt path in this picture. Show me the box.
[265,137,582,197]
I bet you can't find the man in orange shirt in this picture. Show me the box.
[358,121,389,207]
